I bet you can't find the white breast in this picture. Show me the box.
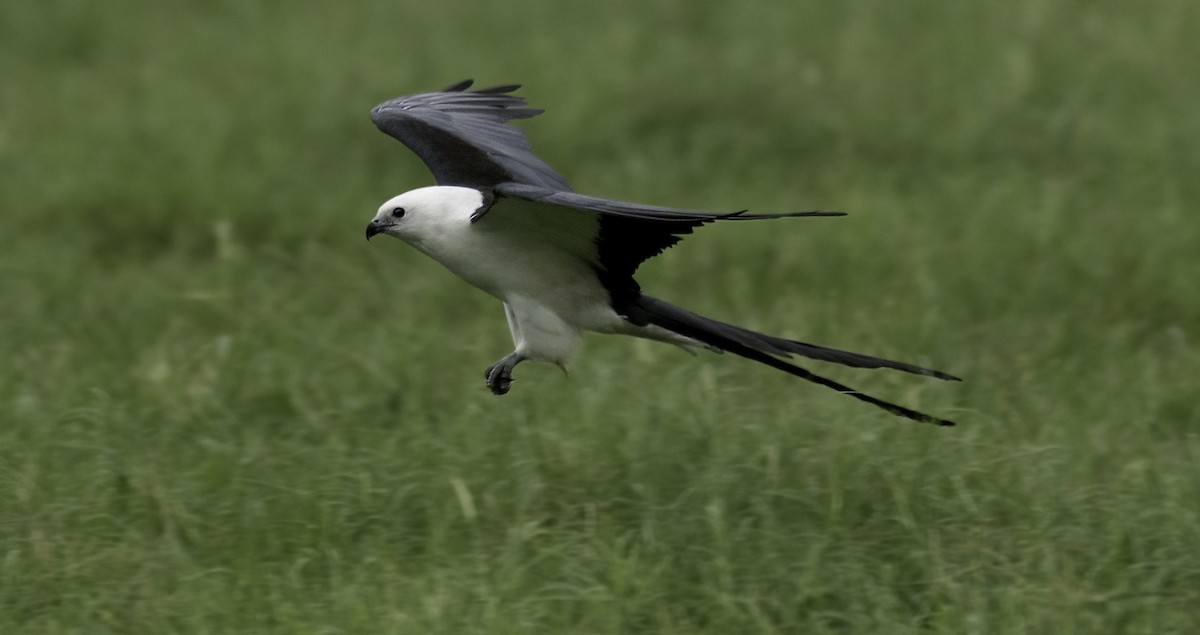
[402,188,623,335]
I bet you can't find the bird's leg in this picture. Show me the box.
[484,352,526,395]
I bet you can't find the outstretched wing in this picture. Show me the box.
[492,182,844,222]
[371,80,572,191]
[489,182,844,308]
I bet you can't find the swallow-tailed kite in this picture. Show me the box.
[366,80,959,426]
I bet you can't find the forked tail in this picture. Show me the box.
[626,295,959,426]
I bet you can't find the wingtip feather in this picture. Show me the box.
[722,210,847,220]
[442,79,474,92]
[475,84,523,95]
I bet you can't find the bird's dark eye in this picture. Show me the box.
[391,207,406,219]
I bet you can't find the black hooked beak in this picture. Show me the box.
[365,219,388,240]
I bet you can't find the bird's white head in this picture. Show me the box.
[365,185,484,243]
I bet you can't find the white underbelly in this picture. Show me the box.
[428,231,622,330]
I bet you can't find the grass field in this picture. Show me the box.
[3,1,1199,632]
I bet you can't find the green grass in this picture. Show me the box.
[3,0,1199,632]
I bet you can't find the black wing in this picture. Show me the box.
[492,182,844,308]
[371,80,572,191]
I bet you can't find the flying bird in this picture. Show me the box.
[366,80,959,426]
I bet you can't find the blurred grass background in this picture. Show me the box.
[2,0,1198,632]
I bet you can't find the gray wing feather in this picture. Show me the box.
[494,182,845,222]
[371,80,572,191]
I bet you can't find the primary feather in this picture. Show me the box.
[371,80,571,190]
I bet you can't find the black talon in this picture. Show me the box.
[484,352,525,396]
[488,376,512,395]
